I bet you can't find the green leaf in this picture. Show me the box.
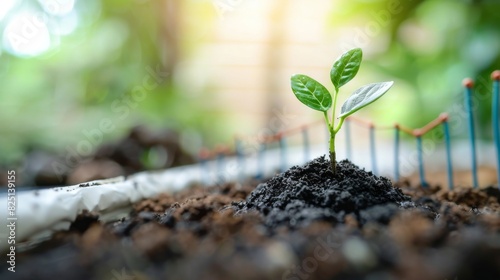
[330,48,363,92]
[339,81,394,118]
[291,74,332,112]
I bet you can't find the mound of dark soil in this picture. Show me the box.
[236,157,411,228]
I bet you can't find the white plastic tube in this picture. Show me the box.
[0,146,317,251]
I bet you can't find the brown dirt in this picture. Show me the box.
[3,159,500,280]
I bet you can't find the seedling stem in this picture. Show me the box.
[290,48,393,176]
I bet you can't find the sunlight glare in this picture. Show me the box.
[37,0,75,16]
[2,11,51,57]
[0,0,19,21]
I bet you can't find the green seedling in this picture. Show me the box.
[290,48,393,176]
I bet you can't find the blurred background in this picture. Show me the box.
[0,0,499,186]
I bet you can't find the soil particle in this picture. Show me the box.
[236,157,410,228]
[68,210,100,233]
[389,211,437,247]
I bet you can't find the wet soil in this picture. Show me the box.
[2,157,500,280]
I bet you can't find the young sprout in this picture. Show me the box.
[290,48,393,176]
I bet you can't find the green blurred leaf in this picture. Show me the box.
[291,74,332,112]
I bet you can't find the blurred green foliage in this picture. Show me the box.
[0,0,225,165]
[329,0,500,138]
[1,0,499,167]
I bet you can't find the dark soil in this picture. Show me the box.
[2,157,500,280]
[1,125,195,187]
[236,157,411,228]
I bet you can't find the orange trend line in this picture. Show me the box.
[217,113,450,160]
[395,123,414,135]
[412,113,448,137]
[346,115,373,128]
[279,119,324,138]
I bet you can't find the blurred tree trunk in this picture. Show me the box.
[265,0,288,131]
[160,0,182,85]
